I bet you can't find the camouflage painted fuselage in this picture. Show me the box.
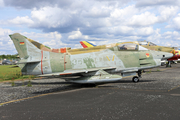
[17,42,168,75]
[10,33,173,83]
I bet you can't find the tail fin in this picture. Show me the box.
[80,41,96,48]
[9,33,41,60]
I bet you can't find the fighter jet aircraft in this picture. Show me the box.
[9,33,173,84]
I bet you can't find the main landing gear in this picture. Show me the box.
[132,71,142,83]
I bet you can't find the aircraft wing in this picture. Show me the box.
[40,67,122,84]
[39,67,116,77]
[121,69,138,73]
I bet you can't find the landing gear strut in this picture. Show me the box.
[132,71,142,83]
[138,70,142,78]
[166,61,171,67]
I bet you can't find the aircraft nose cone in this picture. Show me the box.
[161,52,173,60]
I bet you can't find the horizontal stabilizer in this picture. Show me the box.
[17,60,41,64]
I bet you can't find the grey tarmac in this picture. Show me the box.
[0,64,180,120]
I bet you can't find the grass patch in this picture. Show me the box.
[0,65,36,82]
[27,80,32,87]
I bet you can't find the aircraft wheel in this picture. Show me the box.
[132,76,139,83]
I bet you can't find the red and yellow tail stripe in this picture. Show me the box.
[80,41,96,48]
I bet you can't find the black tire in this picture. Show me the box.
[132,76,139,83]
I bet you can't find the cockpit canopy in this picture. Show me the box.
[117,43,148,51]
[118,43,138,51]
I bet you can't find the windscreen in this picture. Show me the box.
[118,43,138,51]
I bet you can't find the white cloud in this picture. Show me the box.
[110,5,141,26]
[44,31,62,40]
[7,39,13,45]
[172,13,180,30]
[43,40,57,46]
[1,0,180,54]
[145,28,162,44]
[21,31,64,48]
[0,0,4,7]
[82,6,111,18]
[107,26,154,37]
[129,12,158,27]
[0,28,13,37]
[30,6,74,28]
[172,31,179,36]
[158,6,179,22]
[145,28,179,48]
[108,26,134,35]
[1,0,179,34]
[0,28,15,54]
[136,27,154,36]
[110,5,138,19]
[68,29,89,39]
[163,31,172,39]
[163,31,180,41]
[7,16,34,25]
[135,0,180,7]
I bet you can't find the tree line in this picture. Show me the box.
[0,54,18,60]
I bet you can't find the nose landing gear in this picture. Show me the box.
[132,70,142,83]
[132,76,139,82]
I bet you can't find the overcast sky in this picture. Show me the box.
[1,0,180,54]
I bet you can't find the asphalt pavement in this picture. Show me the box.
[0,64,180,120]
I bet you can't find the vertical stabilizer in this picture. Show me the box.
[9,33,41,61]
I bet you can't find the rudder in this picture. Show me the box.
[9,33,41,60]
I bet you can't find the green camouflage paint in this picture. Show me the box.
[83,57,96,69]
[49,52,64,72]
